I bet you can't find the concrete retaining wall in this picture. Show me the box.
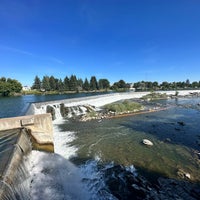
[0,113,54,152]
[0,114,54,199]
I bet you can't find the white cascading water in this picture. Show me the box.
[25,103,99,199]
[53,104,63,120]
[26,102,135,199]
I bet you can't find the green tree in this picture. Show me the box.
[186,79,190,88]
[42,76,50,91]
[64,76,70,91]
[69,75,78,91]
[0,77,22,96]
[83,78,90,91]
[113,79,126,89]
[98,79,110,90]
[152,81,159,90]
[192,81,199,88]
[160,81,170,90]
[49,76,56,90]
[57,78,64,91]
[90,76,98,90]
[77,78,83,91]
[32,75,41,90]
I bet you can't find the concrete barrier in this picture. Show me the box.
[0,128,32,199]
[0,114,54,199]
[0,113,54,152]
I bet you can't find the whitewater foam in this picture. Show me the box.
[27,151,91,200]
[53,123,77,159]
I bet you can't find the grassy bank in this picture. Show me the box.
[104,100,144,114]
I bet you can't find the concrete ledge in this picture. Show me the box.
[26,129,54,152]
[0,114,54,152]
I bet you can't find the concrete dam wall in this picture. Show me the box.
[0,113,54,199]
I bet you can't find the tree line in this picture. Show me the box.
[1,74,200,97]
[32,75,200,93]
[32,75,111,92]
[133,79,200,91]
[0,77,22,96]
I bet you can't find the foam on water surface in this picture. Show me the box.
[27,151,91,200]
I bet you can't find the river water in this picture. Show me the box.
[1,93,200,199]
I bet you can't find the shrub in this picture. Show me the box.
[104,100,143,113]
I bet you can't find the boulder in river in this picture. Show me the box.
[142,139,153,146]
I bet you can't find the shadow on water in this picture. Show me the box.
[120,108,200,151]
[69,155,200,200]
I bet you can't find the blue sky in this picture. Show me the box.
[0,0,200,86]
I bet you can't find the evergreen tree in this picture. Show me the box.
[32,75,41,90]
[69,75,77,91]
[49,76,56,90]
[98,79,110,90]
[42,76,50,91]
[77,78,83,91]
[64,76,70,91]
[83,78,90,91]
[186,79,190,88]
[90,76,98,90]
[57,78,64,91]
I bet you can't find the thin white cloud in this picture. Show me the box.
[0,45,34,56]
[46,57,65,65]
[0,44,64,65]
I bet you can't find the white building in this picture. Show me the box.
[22,86,31,91]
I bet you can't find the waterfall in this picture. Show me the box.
[27,151,91,200]
[0,129,32,200]
[31,102,96,121]
[53,104,62,120]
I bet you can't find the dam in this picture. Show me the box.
[0,91,200,199]
[0,114,54,199]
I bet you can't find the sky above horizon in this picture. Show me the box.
[0,0,200,86]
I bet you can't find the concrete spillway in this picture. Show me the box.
[0,114,54,199]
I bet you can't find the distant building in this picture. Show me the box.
[129,83,136,91]
[22,86,31,91]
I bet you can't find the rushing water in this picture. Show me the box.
[41,97,200,199]
[1,94,200,199]
[56,98,200,179]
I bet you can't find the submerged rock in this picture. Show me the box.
[177,121,185,126]
[177,169,191,180]
[102,164,200,200]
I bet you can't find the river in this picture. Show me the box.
[0,93,200,199]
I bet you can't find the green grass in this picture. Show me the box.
[104,100,143,113]
[141,92,168,101]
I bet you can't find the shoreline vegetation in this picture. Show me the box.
[79,100,167,122]
[1,75,200,97]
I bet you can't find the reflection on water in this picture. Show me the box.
[59,98,200,181]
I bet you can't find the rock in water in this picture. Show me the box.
[142,139,153,146]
